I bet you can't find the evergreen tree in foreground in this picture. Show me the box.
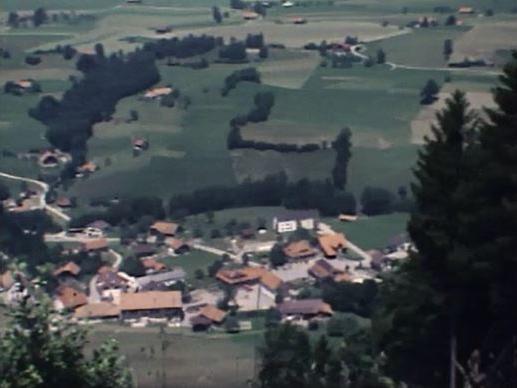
[0,294,132,388]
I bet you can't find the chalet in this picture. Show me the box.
[54,261,81,278]
[154,25,172,34]
[135,268,186,290]
[283,240,316,260]
[292,17,307,24]
[56,196,72,208]
[141,257,167,273]
[318,233,347,258]
[55,285,87,310]
[76,161,98,176]
[272,210,318,233]
[87,220,112,232]
[216,267,283,294]
[132,137,149,151]
[81,238,108,253]
[242,11,260,20]
[38,151,59,168]
[199,304,226,324]
[143,87,173,100]
[96,266,128,291]
[282,1,294,8]
[74,302,120,320]
[277,299,333,320]
[165,238,190,254]
[132,243,157,257]
[119,291,183,320]
[308,259,343,281]
[458,6,475,14]
[339,214,358,222]
[150,221,179,237]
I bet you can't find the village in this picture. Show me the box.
[1,186,410,333]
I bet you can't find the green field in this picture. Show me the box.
[326,212,409,250]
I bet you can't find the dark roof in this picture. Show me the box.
[87,220,112,230]
[132,244,157,256]
[277,299,332,316]
[275,209,319,222]
[135,268,186,288]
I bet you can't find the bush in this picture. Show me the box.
[326,317,346,337]
[25,55,42,66]
[360,186,395,216]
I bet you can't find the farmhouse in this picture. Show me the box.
[282,1,294,8]
[55,285,87,310]
[165,238,190,254]
[277,299,333,319]
[132,243,157,257]
[150,221,179,237]
[283,240,316,260]
[141,257,167,273]
[458,6,475,14]
[154,25,172,34]
[81,238,108,253]
[76,161,98,175]
[119,291,183,320]
[87,219,112,232]
[199,304,226,324]
[308,259,344,281]
[38,150,60,167]
[135,268,186,290]
[242,11,260,20]
[132,137,149,151]
[96,266,129,291]
[318,233,347,258]
[74,302,120,320]
[143,87,173,100]
[56,196,72,208]
[216,267,283,293]
[54,261,81,278]
[292,17,307,24]
[273,210,318,233]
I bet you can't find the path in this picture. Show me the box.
[44,232,119,243]
[191,242,238,261]
[350,45,500,75]
[0,171,71,223]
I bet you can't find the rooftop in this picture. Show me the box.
[120,291,182,311]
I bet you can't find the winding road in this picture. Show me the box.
[0,171,71,222]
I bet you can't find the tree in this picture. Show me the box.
[259,46,269,59]
[0,182,10,201]
[212,6,222,24]
[269,243,287,267]
[0,295,132,387]
[360,186,394,215]
[194,268,205,279]
[376,48,386,64]
[129,109,139,121]
[120,255,146,277]
[230,0,246,10]
[313,335,330,377]
[443,39,453,59]
[33,7,48,27]
[445,14,457,26]
[7,12,19,28]
[420,79,440,104]
[331,127,352,189]
[380,91,478,386]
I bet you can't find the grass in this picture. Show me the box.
[160,249,220,280]
[326,212,409,250]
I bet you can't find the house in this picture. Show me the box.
[141,257,167,273]
[74,302,120,320]
[282,1,294,7]
[127,0,142,3]
[132,137,149,151]
[96,266,128,291]
[81,238,108,253]
[308,259,343,281]
[273,210,318,233]
[199,304,226,324]
[38,150,59,168]
[84,226,104,238]
[338,214,358,222]
[292,17,307,24]
[132,243,157,257]
[87,220,112,232]
[56,196,72,208]
[154,25,172,34]
[458,6,474,14]
[55,285,87,310]
[318,233,347,258]
[216,267,283,293]
[368,250,385,271]
[242,11,259,20]
[150,221,179,237]
[277,299,333,319]
[54,262,81,278]
[76,161,98,175]
[119,291,183,320]
[143,87,173,100]
[283,240,316,260]
[165,238,190,254]
[135,268,186,290]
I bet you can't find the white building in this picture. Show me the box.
[272,210,319,233]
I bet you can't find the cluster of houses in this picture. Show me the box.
[2,188,41,214]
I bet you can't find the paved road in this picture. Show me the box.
[0,171,71,223]
[88,275,100,303]
[44,232,119,243]
[350,44,499,75]
[109,249,123,270]
[191,242,238,261]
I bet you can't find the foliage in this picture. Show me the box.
[221,67,260,96]
[269,243,287,268]
[218,41,247,63]
[0,296,132,388]
[360,187,395,216]
[120,256,146,277]
[245,33,264,49]
[331,128,352,190]
[212,6,222,24]
[420,79,440,105]
[321,279,378,317]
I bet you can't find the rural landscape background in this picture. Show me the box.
[1,0,516,387]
